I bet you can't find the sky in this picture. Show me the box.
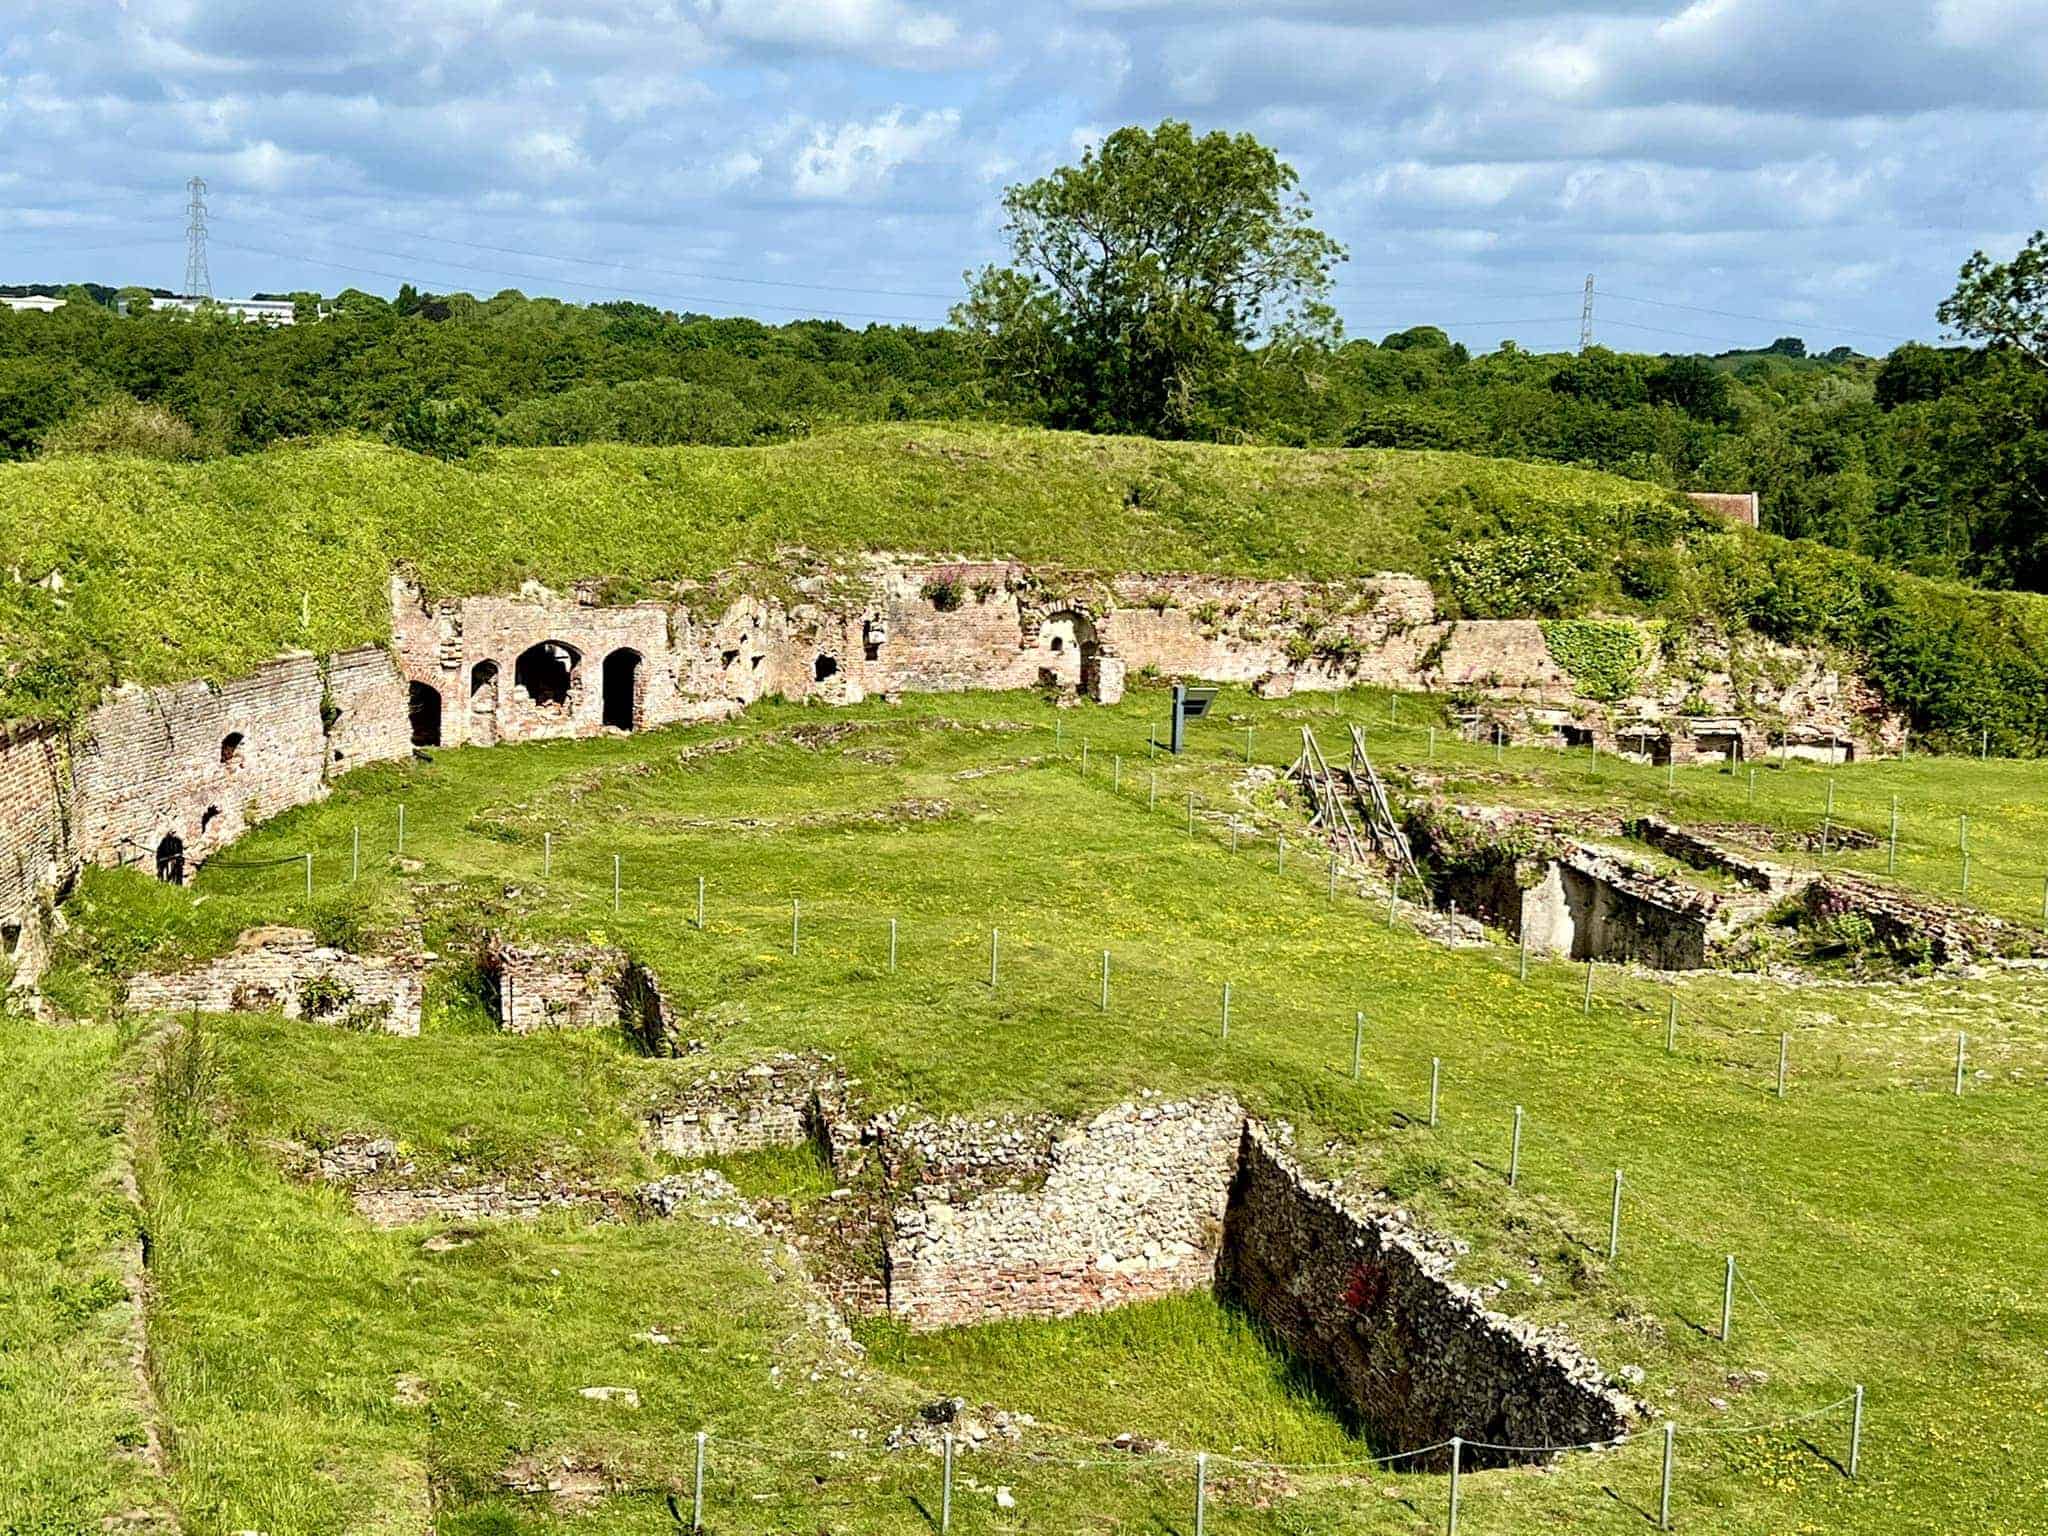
[5,0,2047,355]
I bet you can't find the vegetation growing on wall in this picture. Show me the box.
[1539,620,1648,702]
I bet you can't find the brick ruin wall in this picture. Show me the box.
[1218,1125,1637,1470]
[0,722,68,982]
[125,926,423,1034]
[0,554,1891,958]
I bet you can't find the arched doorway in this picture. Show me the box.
[602,648,642,731]
[408,681,442,748]
[1040,609,1098,688]
[155,833,185,883]
[470,660,501,747]
[514,641,580,716]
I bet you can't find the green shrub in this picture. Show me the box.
[39,395,207,461]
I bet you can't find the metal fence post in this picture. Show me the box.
[1667,992,1678,1052]
[543,830,551,877]
[889,917,898,974]
[1447,1437,1462,1534]
[696,875,705,930]
[1194,1451,1207,1536]
[1721,1255,1735,1341]
[1608,1169,1623,1261]
[352,822,360,883]
[1221,983,1231,1041]
[1352,1011,1363,1082]
[1429,1056,1441,1127]
[990,928,1000,989]
[397,802,405,853]
[612,854,620,914]
[1777,1034,1788,1099]
[1955,1030,1967,1096]
[1583,960,1595,1015]
[303,852,312,899]
[692,1431,705,1530]
[941,1430,954,1532]
[1100,950,1110,1012]
[1509,1105,1522,1187]
[791,898,800,957]
[1659,1420,1675,1530]
[1849,1384,1864,1478]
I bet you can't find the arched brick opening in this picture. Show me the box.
[1040,609,1098,686]
[220,731,244,768]
[408,681,442,748]
[602,648,642,731]
[155,833,185,884]
[814,654,839,682]
[515,641,580,716]
[470,660,501,746]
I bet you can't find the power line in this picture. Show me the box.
[1600,290,1916,345]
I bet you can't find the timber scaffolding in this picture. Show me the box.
[1290,726,1422,887]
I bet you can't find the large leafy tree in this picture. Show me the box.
[952,121,1345,437]
[1940,231,2048,367]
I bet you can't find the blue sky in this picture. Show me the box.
[5,0,2046,353]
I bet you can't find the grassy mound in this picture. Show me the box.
[4,422,2047,748]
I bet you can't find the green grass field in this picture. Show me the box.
[22,681,2048,1534]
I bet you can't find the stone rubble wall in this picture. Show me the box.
[884,1095,1243,1330]
[125,925,423,1033]
[1624,814,1790,894]
[1803,875,2048,967]
[292,1134,627,1227]
[1217,1125,1638,1470]
[0,552,1893,952]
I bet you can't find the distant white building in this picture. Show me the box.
[1,293,67,312]
[156,296,299,326]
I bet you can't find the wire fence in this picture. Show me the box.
[568,1388,1864,1535]
[172,710,2018,1524]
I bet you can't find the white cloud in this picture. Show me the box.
[1,0,2040,348]
[790,106,960,200]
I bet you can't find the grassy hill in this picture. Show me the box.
[5,422,2048,746]
[35,685,2048,1533]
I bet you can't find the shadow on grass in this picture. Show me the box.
[1601,1482,1659,1525]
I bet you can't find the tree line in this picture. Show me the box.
[4,123,2046,597]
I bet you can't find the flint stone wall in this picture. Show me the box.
[884,1095,1243,1329]
[126,926,423,1033]
[1218,1125,1637,1469]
